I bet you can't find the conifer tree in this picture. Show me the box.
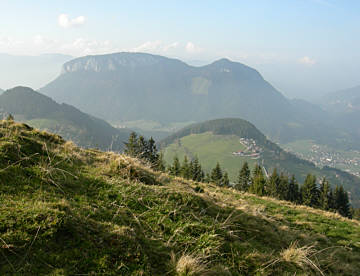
[328,188,335,210]
[155,152,166,172]
[211,162,223,185]
[253,164,262,177]
[191,156,204,182]
[302,174,319,207]
[204,173,211,183]
[146,137,159,164]
[221,171,230,187]
[249,164,265,196]
[267,168,280,197]
[278,173,289,200]
[181,156,191,179]
[319,177,330,210]
[287,175,300,203]
[137,136,147,159]
[169,155,181,176]
[236,162,250,191]
[334,185,351,218]
[124,132,139,157]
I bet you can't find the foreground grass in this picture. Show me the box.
[0,120,360,275]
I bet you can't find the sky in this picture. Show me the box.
[0,0,359,99]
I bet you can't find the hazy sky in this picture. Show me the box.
[1,0,359,99]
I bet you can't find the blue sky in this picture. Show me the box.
[1,0,359,98]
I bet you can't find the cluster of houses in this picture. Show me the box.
[232,138,262,159]
[286,144,360,177]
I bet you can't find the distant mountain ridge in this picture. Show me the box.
[41,52,360,150]
[323,85,360,112]
[41,52,294,136]
[0,87,131,151]
[321,85,360,140]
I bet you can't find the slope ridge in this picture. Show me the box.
[0,86,131,151]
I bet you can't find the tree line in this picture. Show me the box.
[124,132,354,219]
[236,162,352,218]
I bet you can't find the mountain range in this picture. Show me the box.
[41,52,360,150]
[321,85,360,143]
[322,85,360,112]
[0,86,131,151]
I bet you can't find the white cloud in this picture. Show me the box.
[185,42,202,54]
[163,42,179,52]
[58,14,86,28]
[132,40,180,53]
[132,40,162,52]
[32,35,57,46]
[0,36,23,47]
[60,38,116,56]
[298,56,316,66]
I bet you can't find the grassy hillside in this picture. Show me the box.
[164,132,258,180]
[161,119,360,207]
[1,120,360,275]
[0,87,131,151]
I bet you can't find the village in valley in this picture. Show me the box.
[232,138,263,159]
[285,143,360,178]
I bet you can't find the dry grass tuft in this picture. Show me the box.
[171,253,208,276]
[281,241,324,275]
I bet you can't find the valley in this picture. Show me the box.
[284,140,360,177]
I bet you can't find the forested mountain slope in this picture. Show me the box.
[0,87,131,151]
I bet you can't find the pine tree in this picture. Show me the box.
[221,171,230,187]
[137,136,147,159]
[328,188,335,210]
[236,162,250,191]
[287,175,300,203]
[181,156,191,179]
[211,162,223,186]
[278,173,289,200]
[169,156,181,176]
[301,174,319,207]
[191,156,204,182]
[249,164,265,196]
[204,173,211,183]
[146,137,159,165]
[267,168,280,197]
[334,185,351,218]
[124,132,139,157]
[155,152,166,172]
[319,177,330,210]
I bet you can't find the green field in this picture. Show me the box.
[163,132,258,181]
